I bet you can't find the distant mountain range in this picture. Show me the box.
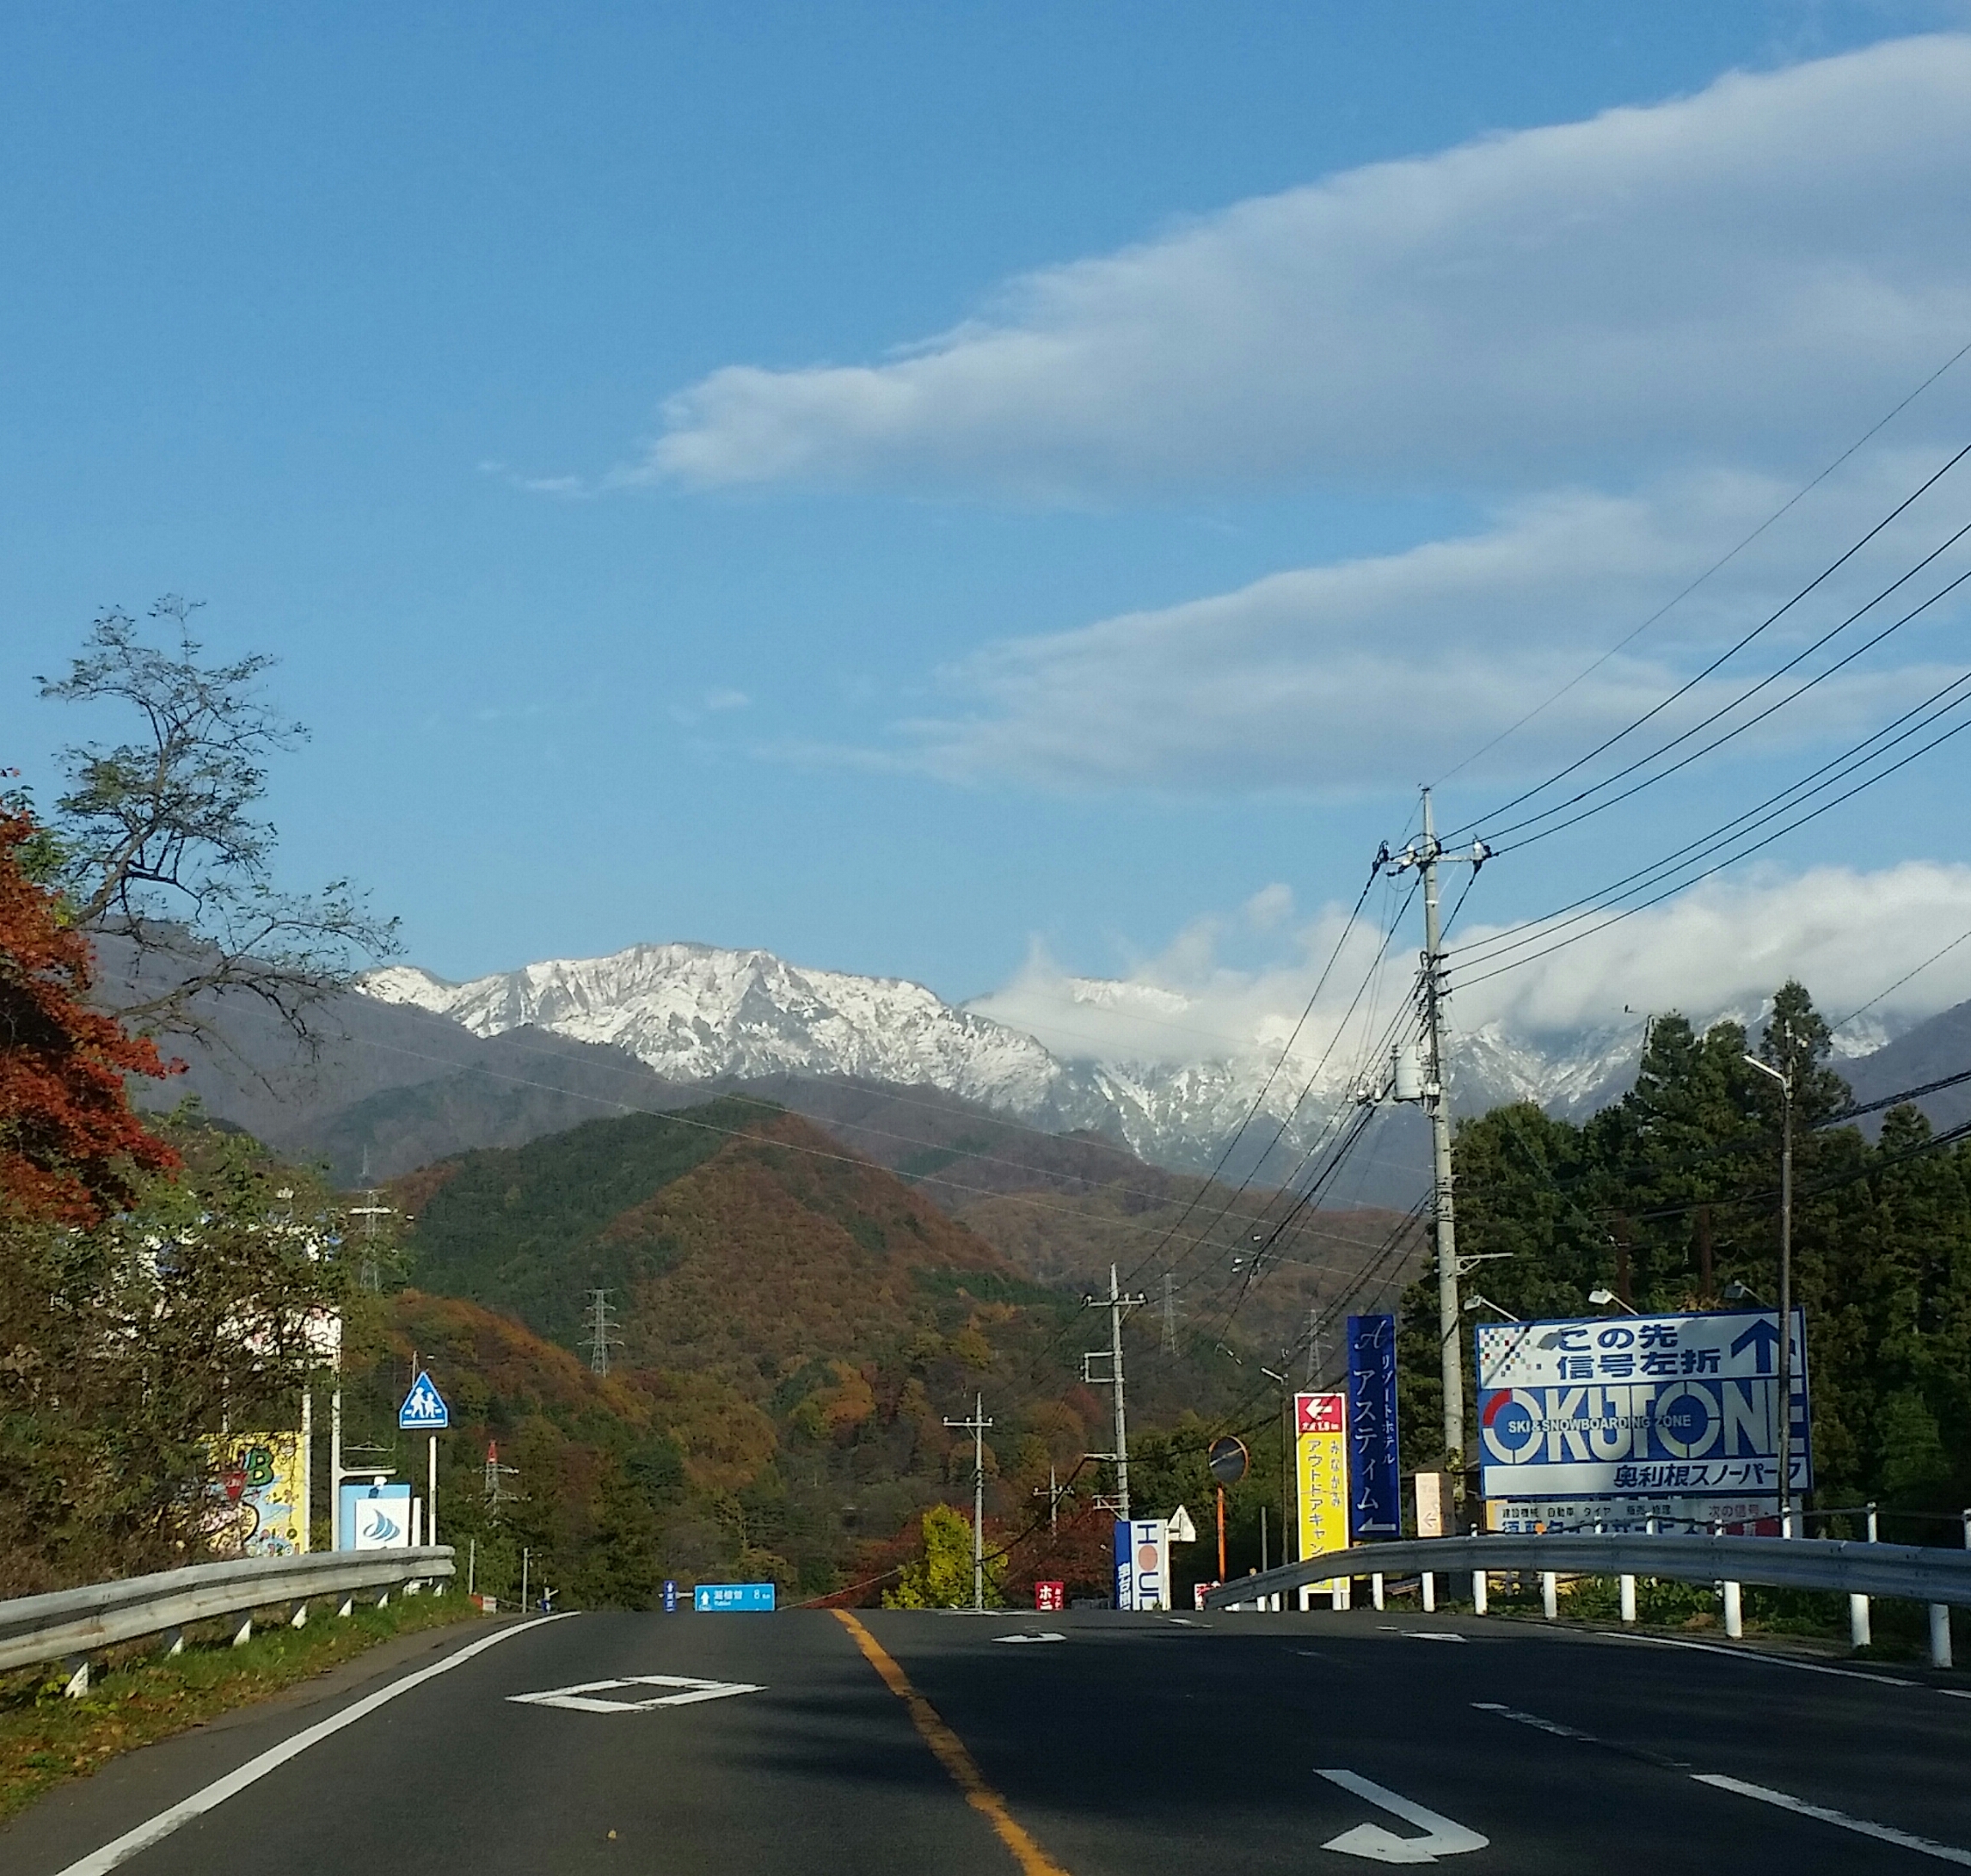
[360,939,1919,1180]
[135,934,1962,1212]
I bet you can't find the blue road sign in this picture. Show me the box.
[662,1579,679,1613]
[398,1370,450,1430]
[694,1583,775,1612]
[1347,1312,1402,1538]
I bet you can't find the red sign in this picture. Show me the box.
[1194,1580,1220,1610]
[1034,1580,1065,1612]
[1296,1391,1346,1435]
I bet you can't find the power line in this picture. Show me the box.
[1432,334,1971,790]
[1443,440,1971,844]
[1477,525,1971,853]
[1446,661,1971,983]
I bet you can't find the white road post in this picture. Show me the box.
[1421,1573,1435,1614]
[329,1388,342,1551]
[1620,1575,1636,1624]
[428,1432,439,1554]
[1850,1502,1877,1650]
[1372,1573,1385,1611]
[1722,1580,1743,1639]
[1471,1571,1488,1615]
[1541,1572,1558,1621]
[299,1388,312,1553]
[1930,1603,1954,1670]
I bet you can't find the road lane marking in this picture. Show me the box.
[1617,1631,1914,1686]
[1694,1775,1971,1866]
[832,1610,1070,1876]
[1316,1769,1489,1864]
[1400,1633,1466,1643]
[52,1613,579,1876]
[1471,1701,1595,1741]
[507,1673,764,1712]
[1471,1700,1691,1769]
[1473,1701,1968,1855]
[992,1633,1065,1645]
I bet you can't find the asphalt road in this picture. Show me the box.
[5,1604,1968,1873]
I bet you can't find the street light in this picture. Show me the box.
[1722,1280,1769,1306]
[1464,1293,1520,1321]
[1743,1051,1796,1537]
[1587,1287,1639,1314]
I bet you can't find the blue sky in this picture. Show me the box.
[7,3,1971,1051]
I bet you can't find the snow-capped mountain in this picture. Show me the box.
[362,939,1741,1175]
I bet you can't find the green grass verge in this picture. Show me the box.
[0,1591,484,1823]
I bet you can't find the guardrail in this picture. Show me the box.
[0,1546,457,1693]
[1200,1532,1971,1666]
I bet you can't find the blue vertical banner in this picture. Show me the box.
[1347,1313,1402,1537]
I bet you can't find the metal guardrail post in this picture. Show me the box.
[1851,1501,1877,1650]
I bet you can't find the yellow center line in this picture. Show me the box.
[832,1609,1072,1876]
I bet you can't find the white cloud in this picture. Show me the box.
[975,862,1971,1069]
[1452,861,1971,1037]
[890,464,1971,791]
[642,36,1971,500]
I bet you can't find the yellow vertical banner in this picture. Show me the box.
[1295,1392,1348,1591]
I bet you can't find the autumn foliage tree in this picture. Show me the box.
[0,797,178,1223]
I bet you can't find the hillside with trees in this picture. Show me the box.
[1399,981,1971,1535]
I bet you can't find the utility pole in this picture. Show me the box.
[1386,788,1489,1482]
[1033,1462,1070,1536]
[1744,1033,1796,1536]
[1082,1265,1148,1518]
[483,1439,519,1511]
[944,1393,994,1610]
[582,1288,621,1378]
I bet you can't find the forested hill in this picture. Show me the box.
[388,1098,1251,1600]
[1399,983,1971,1528]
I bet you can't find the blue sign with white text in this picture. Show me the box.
[662,1579,679,1613]
[694,1582,776,1611]
[397,1370,449,1431]
[1476,1307,1811,1506]
[1347,1312,1401,1537]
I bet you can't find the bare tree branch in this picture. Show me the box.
[37,598,399,1048]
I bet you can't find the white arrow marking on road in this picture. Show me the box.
[992,1632,1065,1645]
[507,1674,764,1714]
[1317,1769,1489,1865]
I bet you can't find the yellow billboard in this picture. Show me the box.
[210,1433,305,1557]
[1295,1392,1349,1592]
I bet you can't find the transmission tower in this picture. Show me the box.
[347,1149,396,1293]
[1305,1305,1323,1385]
[482,1439,519,1511]
[1160,1271,1182,1356]
[581,1288,622,1377]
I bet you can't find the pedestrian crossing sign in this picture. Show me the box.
[398,1370,450,1430]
